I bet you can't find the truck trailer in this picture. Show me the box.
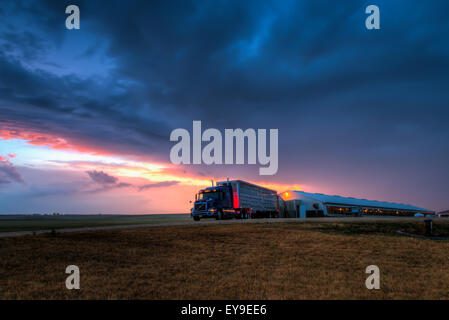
[191,180,279,221]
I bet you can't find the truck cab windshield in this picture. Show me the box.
[198,191,222,200]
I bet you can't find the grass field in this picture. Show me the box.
[1,221,449,299]
[0,214,191,232]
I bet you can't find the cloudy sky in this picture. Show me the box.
[0,0,448,213]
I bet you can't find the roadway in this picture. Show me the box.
[0,216,446,238]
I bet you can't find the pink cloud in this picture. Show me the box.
[0,127,110,156]
[87,170,118,185]
[0,155,24,184]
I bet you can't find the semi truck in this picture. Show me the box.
[190,180,279,221]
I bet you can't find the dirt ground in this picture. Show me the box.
[1,221,448,299]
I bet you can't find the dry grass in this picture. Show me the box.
[1,222,449,299]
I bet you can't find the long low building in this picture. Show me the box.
[278,190,434,218]
[438,210,449,218]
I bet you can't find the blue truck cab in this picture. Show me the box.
[191,185,234,221]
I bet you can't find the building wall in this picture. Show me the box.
[279,191,431,218]
[280,198,326,218]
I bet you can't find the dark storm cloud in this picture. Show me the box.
[0,50,171,160]
[73,0,449,127]
[87,170,118,184]
[138,180,179,191]
[0,158,24,185]
[86,170,132,193]
[0,0,449,209]
[2,0,449,147]
[88,182,132,194]
[86,170,177,193]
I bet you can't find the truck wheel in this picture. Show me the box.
[193,216,200,221]
[217,210,223,220]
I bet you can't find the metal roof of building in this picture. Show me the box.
[284,191,433,212]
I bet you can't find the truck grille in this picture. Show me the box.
[195,203,207,211]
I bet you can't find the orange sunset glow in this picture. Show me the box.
[0,129,305,214]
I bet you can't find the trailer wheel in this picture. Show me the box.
[193,216,200,221]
